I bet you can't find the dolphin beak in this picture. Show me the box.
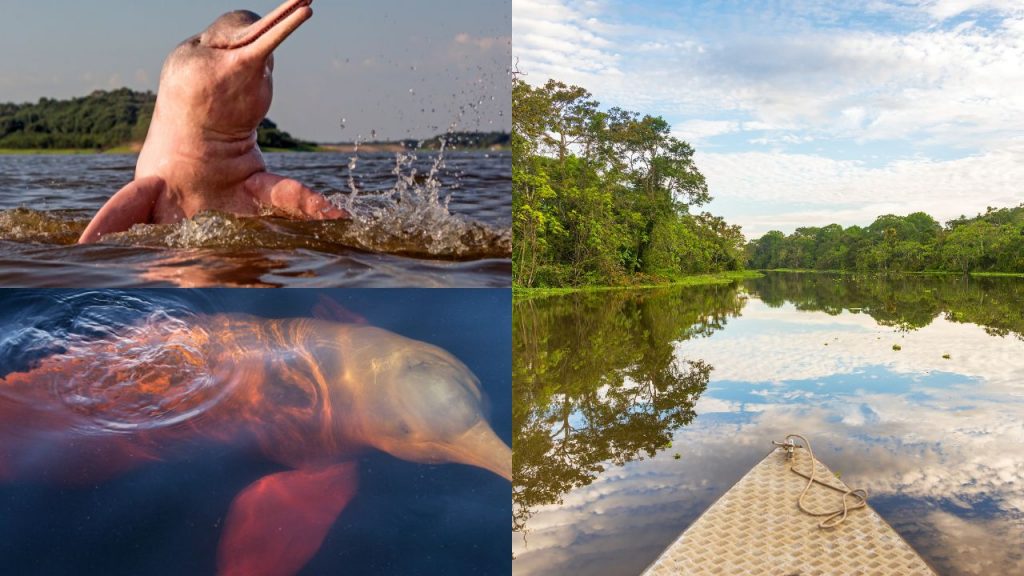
[227,0,313,57]
[447,420,512,482]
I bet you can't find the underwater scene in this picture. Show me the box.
[0,289,511,575]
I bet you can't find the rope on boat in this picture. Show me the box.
[772,434,868,529]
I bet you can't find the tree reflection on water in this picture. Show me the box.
[513,273,1024,575]
[750,272,1024,338]
[512,285,747,535]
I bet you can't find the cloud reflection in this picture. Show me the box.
[513,292,1024,576]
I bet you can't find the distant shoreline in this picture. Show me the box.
[2,88,509,155]
[0,143,511,156]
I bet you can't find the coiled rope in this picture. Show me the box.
[772,434,868,529]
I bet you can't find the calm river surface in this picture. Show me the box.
[512,272,1024,576]
[0,151,510,287]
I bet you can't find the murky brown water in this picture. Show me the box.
[0,151,510,287]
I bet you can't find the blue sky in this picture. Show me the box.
[514,0,1024,236]
[0,0,511,142]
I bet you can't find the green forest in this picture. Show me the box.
[416,131,509,150]
[512,78,746,288]
[747,206,1024,273]
[0,88,313,151]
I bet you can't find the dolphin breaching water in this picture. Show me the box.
[79,0,348,244]
[0,301,511,576]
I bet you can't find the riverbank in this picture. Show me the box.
[0,144,511,155]
[0,148,113,155]
[512,270,762,300]
[761,268,1024,278]
[0,145,323,155]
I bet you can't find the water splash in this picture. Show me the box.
[0,292,230,434]
[330,144,511,258]
[0,149,510,261]
[0,208,86,244]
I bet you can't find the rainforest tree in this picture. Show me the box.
[512,77,746,287]
[746,206,1024,274]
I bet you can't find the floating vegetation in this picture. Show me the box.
[893,344,902,351]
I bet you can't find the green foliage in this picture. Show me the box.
[747,206,1024,274]
[513,284,744,531]
[416,131,510,150]
[0,89,154,150]
[512,76,744,287]
[256,118,316,151]
[749,272,1024,340]
[0,89,311,151]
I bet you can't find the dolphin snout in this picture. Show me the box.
[447,420,512,482]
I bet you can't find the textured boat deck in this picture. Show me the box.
[642,447,936,576]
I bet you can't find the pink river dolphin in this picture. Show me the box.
[80,0,348,244]
[0,300,510,576]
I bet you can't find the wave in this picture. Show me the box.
[0,151,511,261]
[0,291,228,434]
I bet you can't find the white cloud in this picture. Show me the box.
[513,298,1024,576]
[698,146,1024,234]
[513,0,623,79]
[514,1,1024,234]
[454,33,509,51]
[671,120,740,143]
[682,299,1024,386]
[915,0,1024,21]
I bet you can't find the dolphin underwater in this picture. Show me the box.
[0,301,510,576]
[79,0,348,244]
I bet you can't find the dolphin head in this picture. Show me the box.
[334,326,511,482]
[159,0,314,137]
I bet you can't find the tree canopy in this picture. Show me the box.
[0,89,312,151]
[512,77,746,287]
[746,206,1024,274]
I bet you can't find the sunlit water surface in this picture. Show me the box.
[0,289,510,575]
[0,151,510,287]
[512,273,1024,576]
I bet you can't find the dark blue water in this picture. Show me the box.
[0,289,511,575]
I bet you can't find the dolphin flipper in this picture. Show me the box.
[246,172,350,221]
[218,462,359,576]
[79,176,167,243]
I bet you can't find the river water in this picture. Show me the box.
[0,289,511,575]
[512,272,1024,576]
[0,151,510,287]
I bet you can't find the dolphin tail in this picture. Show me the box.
[450,420,512,482]
[217,462,358,576]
